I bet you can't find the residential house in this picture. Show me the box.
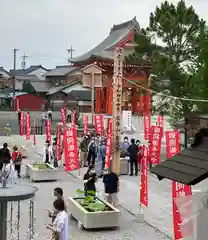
[44,65,81,85]
[10,65,48,80]
[47,80,91,110]
[15,75,53,97]
[0,67,11,88]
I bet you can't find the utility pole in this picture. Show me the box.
[21,54,29,69]
[67,46,75,64]
[12,48,18,110]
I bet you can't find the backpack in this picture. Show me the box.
[14,152,21,163]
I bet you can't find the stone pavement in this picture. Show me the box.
[14,134,208,239]
[4,135,170,240]
[10,135,173,238]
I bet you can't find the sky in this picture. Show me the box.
[0,0,207,70]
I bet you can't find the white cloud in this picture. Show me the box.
[0,0,207,69]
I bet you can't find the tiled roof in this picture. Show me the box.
[10,65,48,75]
[70,17,141,63]
[0,67,10,75]
[26,65,48,73]
[47,85,67,95]
[16,75,40,81]
[44,66,78,77]
[15,77,53,92]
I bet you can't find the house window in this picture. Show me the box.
[79,106,91,113]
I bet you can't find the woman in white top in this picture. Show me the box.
[43,140,53,164]
[47,198,68,240]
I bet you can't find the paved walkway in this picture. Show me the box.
[10,134,206,239]
[4,135,170,240]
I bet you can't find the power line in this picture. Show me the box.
[122,76,208,103]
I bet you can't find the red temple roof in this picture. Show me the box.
[70,17,141,64]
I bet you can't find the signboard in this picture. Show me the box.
[122,110,132,131]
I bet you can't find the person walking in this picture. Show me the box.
[97,139,106,176]
[43,140,53,164]
[127,138,139,176]
[48,109,53,122]
[11,146,22,178]
[79,135,88,167]
[46,198,68,240]
[120,136,130,157]
[103,168,119,206]
[87,137,98,167]
[52,141,58,168]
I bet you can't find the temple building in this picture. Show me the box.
[46,17,151,114]
[70,17,151,115]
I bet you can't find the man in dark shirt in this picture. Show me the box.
[127,138,139,176]
[103,169,119,206]
[0,143,11,170]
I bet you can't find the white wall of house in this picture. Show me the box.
[28,68,48,80]
[0,70,9,78]
[65,82,88,93]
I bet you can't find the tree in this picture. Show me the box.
[22,81,36,94]
[127,0,207,120]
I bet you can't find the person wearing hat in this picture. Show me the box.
[103,168,119,206]
[83,166,97,196]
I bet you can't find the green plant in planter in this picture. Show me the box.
[32,163,49,170]
[75,189,111,212]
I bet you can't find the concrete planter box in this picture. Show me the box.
[68,197,120,229]
[26,164,58,182]
[120,157,129,175]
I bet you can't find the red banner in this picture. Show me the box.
[149,126,162,164]
[107,118,113,136]
[26,113,31,140]
[46,120,51,143]
[33,117,36,145]
[144,92,150,115]
[83,115,88,135]
[94,114,104,136]
[140,145,148,207]
[139,95,144,114]
[64,128,79,171]
[157,115,164,128]
[144,115,151,140]
[20,112,24,136]
[105,119,113,168]
[60,108,66,125]
[165,130,192,239]
[16,98,20,111]
[56,124,61,161]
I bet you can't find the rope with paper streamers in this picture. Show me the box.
[122,76,208,103]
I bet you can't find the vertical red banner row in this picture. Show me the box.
[60,108,66,126]
[46,119,51,143]
[140,145,148,207]
[83,115,88,135]
[56,124,61,161]
[149,126,163,164]
[143,115,151,140]
[94,115,104,136]
[64,128,79,172]
[26,113,31,140]
[20,112,24,136]
[33,117,36,146]
[165,130,192,239]
[105,119,113,168]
